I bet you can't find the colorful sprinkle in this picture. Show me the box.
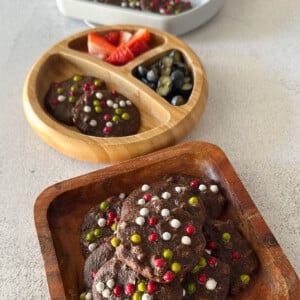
[162,232,172,241]
[141,184,150,191]
[111,237,120,248]
[125,283,135,295]
[222,232,231,243]
[148,217,157,226]
[188,196,198,205]
[137,281,146,292]
[210,184,219,193]
[186,282,196,294]
[171,262,181,273]
[161,191,171,199]
[96,281,105,293]
[140,207,150,216]
[147,282,156,294]
[181,236,191,245]
[197,274,207,285]
[199,184,207,191]
[113,285,123,296]
[161,208,170,217]
[135,216,145,226]
[206,278,217,290]
[240,274,250,284]
[154,258,165,268]
[131,233,142,244]
[163,271,175,282]
[162,249,173,260]
[106,278,115,289]
[169,219,181,228]
[100,201,109,210]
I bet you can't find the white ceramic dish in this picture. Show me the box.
[56,0,225,36]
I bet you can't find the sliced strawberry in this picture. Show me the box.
[103,31,120,46]
[105,44,134,65]
[119,30,133,45]
[127,28,151,45]
[87,32,117,59]
[127,39,150,57]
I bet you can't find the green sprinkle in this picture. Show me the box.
[69,96,76,103]
[93,100,100,106]
[94,228,102,237]
[222,232,231,243]
[100,201,109,211]
[79,292,86,300]
[112,115,120,122]
[70,84,78,91]
[186,282,196,295]
[86,232,95,241]
[131,234,141,244]
[171,262,181,273]
[94,106,102,113]
[93,79,101,86]
[111,237,120,248]
[56,87,64,94]
[111,223,117,231]
[132,292,142,300]
[188,196,198,205]
[191,264,200,274]
[163,249,173,260]
[198,257,207,268]
[115,108,123,115]
[240,274,250,284]
[137,281,146,292]
[73,75,82,82]
[121,112,130,120]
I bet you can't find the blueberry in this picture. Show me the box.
[136,65,148,78]
[146,67,159,82]
[171,95,186,106]
[169,50,183,63]
[170,70,185,90]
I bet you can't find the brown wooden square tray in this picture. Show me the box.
[34,141,300,299]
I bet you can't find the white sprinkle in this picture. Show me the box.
[161,208,170,217]
[97,218,106,227]
[206,278,217,290]
[129,2,135,7]
[199,184,207,192]
[121,2,127,7]
[119,100,126,107]
[106,99,114,107]
[119,193,126,200]
[210,185,219,193]
[169,219,181,229]
[137,198,146,205]
[205,249,212,255]
[140,207,149,216]
[102,288,111,297]
[162,232,172,240]
[126,100,132,105]
[83,105,92,113]
[141,184,150,191]
[151,195,159,201]
[175,186,182,193]
[135,216,145,226]
[89,119,97,127]
[106,121,113,127]
[106,279,115,289]
[183,289,186,296]
[161,191,171,200]
[57,95,66,102]
[96,281,105,293]
[85,292,92,300]
[112,103,119,109]
[88,243,97,252]
[181,236,191,245]
[142,293,152,300]
[96,92,103,99]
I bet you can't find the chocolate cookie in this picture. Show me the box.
[44,75,106,125]
[182,253,230,300]
[83,241,116,288]
[203,219,259,295]
[92,257,183,300]
[164,174,227,219]
[80,194,124,258]
[72,89,141,137]
[115,181,206,283]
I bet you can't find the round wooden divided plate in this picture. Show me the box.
[23,24,208,163]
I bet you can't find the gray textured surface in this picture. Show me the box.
[0,0,299,299]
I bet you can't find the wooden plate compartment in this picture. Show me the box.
[34,142,300,299]
[23,25,208,163]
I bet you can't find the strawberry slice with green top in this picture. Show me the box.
[87,32,117,59]
[105,44,134,65]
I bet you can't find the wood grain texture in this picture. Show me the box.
[23,25,208,163]
[34,141,300,300]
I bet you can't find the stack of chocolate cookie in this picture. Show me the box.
[44,75,141,137]
[79,174,259,300]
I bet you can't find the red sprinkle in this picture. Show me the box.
[163,271,175,282]
[69,90,76,96]
[103,126,112,134]
[197,274,207,284]
[104,114,111,121]
[51,99,59,105]
[207,241,217,250]
[54,83,61,88]
[147,282,156,294]
[107,211,116,220]
[190,180,199,187]
[148,217,157,226]
[83,83,90,91]
[106,218,114,226]
[111,90,118,95]
[154,258,165,268]
[100,100,107,107]
[114,216,120,223]
[92,271,97,279]
[113,285,123,296]
[208,257,218,267]
[143,193,152,202]
[185,225,196,236]
[149,233,159,242]
[90,84,97,91]
[231,251,241,260]
[125,283,135,295]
